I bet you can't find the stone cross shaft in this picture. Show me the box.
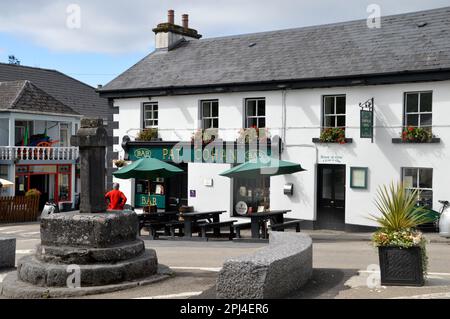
[71,118,108,214]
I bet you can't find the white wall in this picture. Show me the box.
[113,80,450,227]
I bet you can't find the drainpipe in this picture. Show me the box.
[281,89,287,152]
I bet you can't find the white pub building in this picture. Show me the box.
[99,8,450,230]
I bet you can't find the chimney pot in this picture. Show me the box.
[168,10,175,24]
[182,14,189,29]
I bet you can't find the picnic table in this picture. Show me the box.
[138,211,179,238]
[182,211,226,238]
[242,210,291,239]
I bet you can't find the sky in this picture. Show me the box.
[1,0,449,87]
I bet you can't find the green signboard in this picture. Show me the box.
[128,144,273,164]
[360,110,373,139]
[135,194,166,209]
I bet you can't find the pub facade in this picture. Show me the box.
[99,8,450,230]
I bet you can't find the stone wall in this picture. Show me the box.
[216,232,313,299]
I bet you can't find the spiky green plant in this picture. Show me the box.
[371,182,433,231]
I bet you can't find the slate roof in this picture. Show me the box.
[0,80,80,116]
[101,7,450,92]
[0,63,109,119]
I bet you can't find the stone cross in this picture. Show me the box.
[71,118,108,214]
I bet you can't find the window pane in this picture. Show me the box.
[258,117,266,128]
[257,100,266,116]
[324,116,335,128]
[257,101,265,116]
[419,169,432,189]
[420,93,432,112]
[203,119,212,129]
[212,102,219,117]
[202,103,211,117]
[247,118,257,128]
[247,100,257,116]
[336,96,346,114]
[213,119,219,128]
[403,168,418,188]
[336,116,346,128]
[418,190,433,208]
[153,105,158,111]
[406,93,419,113]
[324,97,334,115]
[420,114,432,128]
[406,114,419,127]
[153,111,158,120]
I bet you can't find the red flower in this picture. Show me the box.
[408,127,414,132]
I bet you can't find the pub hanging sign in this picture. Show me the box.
[359,98,374,142]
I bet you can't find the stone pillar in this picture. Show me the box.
[71,118,108,214]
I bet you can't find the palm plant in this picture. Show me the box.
[371,182,433,231]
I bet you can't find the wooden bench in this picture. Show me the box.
[198,220,237,240]
[269,219,302,232]
[165,221,185,237]
[233,222,252,239]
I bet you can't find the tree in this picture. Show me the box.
[8,55,21,65]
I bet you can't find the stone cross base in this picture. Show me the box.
[0,237,16,269]
[2,211,164,296]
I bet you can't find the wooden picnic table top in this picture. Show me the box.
[241,210,292,218]
[182,211,226,217]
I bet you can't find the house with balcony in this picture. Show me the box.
[99,7,450,230]
[0,62,114,211]
[0,80,81,208]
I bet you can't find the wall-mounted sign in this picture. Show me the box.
[128,144,274,164]
[319,155,344,164]
[359,98,374,142]
[350,167,368,189]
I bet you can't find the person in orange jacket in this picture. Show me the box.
[105,183,127,211]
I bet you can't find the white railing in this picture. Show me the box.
[0,146,79,161]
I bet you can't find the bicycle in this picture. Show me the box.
[438,200,450,238]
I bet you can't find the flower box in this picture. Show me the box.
[312,138,353,144]
[314,128,351,144]
[378,246,424,286]
[398,126,438,143]
[392,137,440,144]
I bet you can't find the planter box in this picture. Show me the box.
[378,246,424,286]
[392,137,440,144]
[312,138,353,144]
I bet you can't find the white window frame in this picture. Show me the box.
[322,95,346,129]
[143,102,158,128]
[404,91,433,130]
[200,100,219,129]
[245,98,266,128]
[402,167,433,207]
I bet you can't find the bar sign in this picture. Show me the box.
[360,110,373,139]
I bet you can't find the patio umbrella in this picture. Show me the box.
[0,178,14,188]
[113,157,184,211]
[220,156,306,212]
[219,157,306,179]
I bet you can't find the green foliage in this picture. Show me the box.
[191,129,217,144]
[371,182,433,231]
[25,188,41,197]
[136,128,158,141]
[320,128,346,144]
[113,159,128,168]
[401,126,433,142]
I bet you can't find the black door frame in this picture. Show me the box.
[316,164,346,230]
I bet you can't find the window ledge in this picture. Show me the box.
[392,138,441,144]
[312,138,353,144]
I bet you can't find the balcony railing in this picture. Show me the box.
[0,146,79,162]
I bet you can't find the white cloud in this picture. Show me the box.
[0,0,449,54]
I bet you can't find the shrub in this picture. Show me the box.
[237,126,271,143]
[25,188,41,197]
[113,159,128,168]
[136,128,158,141]
[191,129,217,144]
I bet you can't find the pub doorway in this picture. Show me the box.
[316,164,346,230]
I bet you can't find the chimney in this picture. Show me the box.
[182,14,189,29]
[168,10,174,24]
[153,10,202,50]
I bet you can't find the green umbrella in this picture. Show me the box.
[414,207,440,223]
[113,157,183,180]
[219,157,306,178]
[113,157,183,211]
